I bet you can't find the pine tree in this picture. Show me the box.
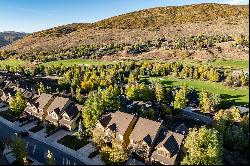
[9,90,27,116]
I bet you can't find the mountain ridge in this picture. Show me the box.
[0,3,248,60]
[0,31,28,47]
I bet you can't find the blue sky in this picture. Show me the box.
[0,0,248,33]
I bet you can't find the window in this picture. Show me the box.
[52,113,57,119]
[64,115,69,120]
[37,109,43,113]
[157,149,169,158]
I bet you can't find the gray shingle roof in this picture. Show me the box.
[129,117,162,147]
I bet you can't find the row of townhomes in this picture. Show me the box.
[0,76,82,131]
[96,111,188,165]
[1,75,188,164]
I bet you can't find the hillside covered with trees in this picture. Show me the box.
[0,3,248,61]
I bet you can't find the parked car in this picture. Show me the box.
[15,130,30,137]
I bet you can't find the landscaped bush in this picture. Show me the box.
[57,135,89,150]
[29,125,44,133]
[46,123,57,134]
[0,111,20,122]
[0,140,5,153]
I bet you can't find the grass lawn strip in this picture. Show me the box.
[150,76,249,105]
[29,125,44,133]
[58,134,89,150]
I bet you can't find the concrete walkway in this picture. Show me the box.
[0,117,104,165]
[3,147,42,165]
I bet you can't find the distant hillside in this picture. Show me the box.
[94,3,249,29]
[1,3,249,59]
[0,31,27,47]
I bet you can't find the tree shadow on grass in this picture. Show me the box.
[220,94,246,100]
[220,94,248,107]
[159,80,176,87]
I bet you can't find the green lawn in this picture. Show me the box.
[0,59,27,67]
[140,59,249,70]
[0,58,248,69]
[206,60,249,69]
[150,76,249,105]
[43,59,113,67]
[177,59,249,70]
[58,135,89,150]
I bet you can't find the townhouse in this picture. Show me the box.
[45,96,72,126]
[24,93,55,121]
[96,111,138,146]
[59,103,83,131]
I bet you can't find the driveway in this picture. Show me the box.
[19,120,38,131]
[46,129,70,144]
[0,121,87,165]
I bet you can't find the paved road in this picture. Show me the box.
[0,122,86,165]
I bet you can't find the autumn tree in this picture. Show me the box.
[126,83,154,102]
[75,87,83,104]
[213,107,248,153]
[11,136,28,165]
[209,68,220,82]
[181,126,223,165]
[92,128,106,148]
[199,90,221,113]
[127,72,138,83]
[38,82,47,94]
[82,85,120,132]
[173,85,189,110]
[154,82,165,103]
[9,90,27,116]
[100,140,128,165]
[46,149,56,165]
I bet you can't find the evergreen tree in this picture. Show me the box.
[9,90,27,116]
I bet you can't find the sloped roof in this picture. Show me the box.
[63,103,83,120]
[151,130,184,165]
[46,96,70,115]
[33,93,54,110]
[99,111,135,136]
[129,117,162,147]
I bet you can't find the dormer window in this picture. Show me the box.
[52,113,57,119]
[64,115,69,120]
[157,149,170,158]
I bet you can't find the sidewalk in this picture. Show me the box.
[31,133,103,165]
[3,147,42,165]
[0,116,103,165]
